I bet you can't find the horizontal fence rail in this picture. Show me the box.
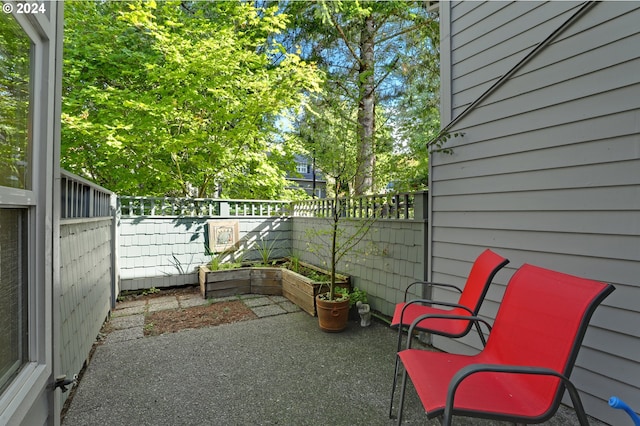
[61,170,114,219]
[118,196,291,217]
[292,192,421,220]
[118,192,426,220]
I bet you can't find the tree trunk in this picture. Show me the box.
[355,12,376,195]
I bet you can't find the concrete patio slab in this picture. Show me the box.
[62,312,605,426]
[216,296,243,302]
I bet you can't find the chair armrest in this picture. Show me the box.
[405,313,493,349]
[443,364,588,426]
[404,281,463,302]
[399,300,474,327]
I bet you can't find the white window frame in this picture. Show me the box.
[296,161,309,174]
[0,5,59,424]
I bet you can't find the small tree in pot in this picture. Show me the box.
[298,98,379,331]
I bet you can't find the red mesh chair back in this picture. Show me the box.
[457,249,511,318]
[482,264,614,411]
[391,249,509,337]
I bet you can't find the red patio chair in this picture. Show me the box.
[394,263,615,425]
[389,249,509,417]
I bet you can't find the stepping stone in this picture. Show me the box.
[110,314,144,330]
[147,300,180,312]
[179,297,209,309]
[242,297,272,308]
[277,301,301,313]
[112,305,146,317]
[116,299,146,309]
[250,304,287,318]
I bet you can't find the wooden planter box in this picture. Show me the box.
[250,267,282,295]
[199,266,283,299]
[198,261,349,317]
[281,262,350,316]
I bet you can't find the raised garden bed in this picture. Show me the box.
[198,266,282,298]
[198,260,349,316]
[281,262,350,316]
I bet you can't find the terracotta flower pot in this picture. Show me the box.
[315,293,350,332]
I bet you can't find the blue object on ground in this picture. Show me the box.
[609,396,640,426]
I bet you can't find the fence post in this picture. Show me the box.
[220,201,230,216]
[111,193,119,308]
[413,190,429,220]
[413,190,430,342]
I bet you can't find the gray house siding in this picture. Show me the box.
[434,1,639,423]
[448,1,583,119]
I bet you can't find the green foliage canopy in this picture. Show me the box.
[282,0,440,194]
[62,0,323,198]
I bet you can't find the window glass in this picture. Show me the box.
[296,162,308,174]
[0,208,28,394]
[0,12,32,189]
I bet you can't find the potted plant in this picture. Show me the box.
[298,99,378,332]
[311,186,368,332]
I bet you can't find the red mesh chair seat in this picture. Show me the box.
[399,351,561,420]
[391,304,473,337]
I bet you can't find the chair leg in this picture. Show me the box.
[389,325,405,418]
[564,380,590,426]
[389,355,399,418]
[396,369,410,426]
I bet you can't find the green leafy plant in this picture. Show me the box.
[163,254,197,277]
[141,287,160,296]
[333,287,367,307]
[61,1,323,198]
[255,238,279,266]
[428,131,464,155]
[208,248,245,271]
[324,286,349,302]
[209,253,224,271]
[287,255,300,273]
[347,287,368,308]
[298,96,382,301]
